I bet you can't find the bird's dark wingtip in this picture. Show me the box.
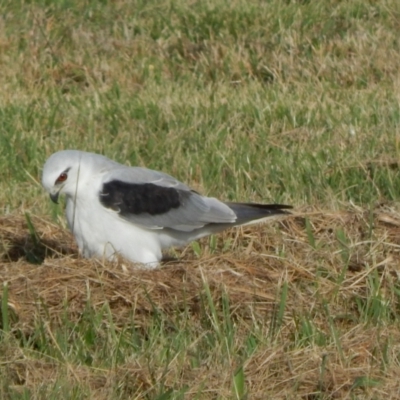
[227,202,292,211]
[225,202,293,224]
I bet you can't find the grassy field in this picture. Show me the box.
[1,0,400,398]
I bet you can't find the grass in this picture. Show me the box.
[1,0,400,398]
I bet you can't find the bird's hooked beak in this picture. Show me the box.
[50,191,60,204]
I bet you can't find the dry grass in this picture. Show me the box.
[1,207,400,398]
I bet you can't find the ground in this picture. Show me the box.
[2,207,400,398]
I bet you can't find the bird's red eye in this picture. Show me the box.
[56,172,68,184]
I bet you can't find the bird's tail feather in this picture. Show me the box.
[164,202,292,246]
[225,202,292,225]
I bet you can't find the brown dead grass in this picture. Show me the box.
[1,208,400,398]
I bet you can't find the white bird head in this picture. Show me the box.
[42,150,94,204]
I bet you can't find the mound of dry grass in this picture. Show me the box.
[1,208,400,398]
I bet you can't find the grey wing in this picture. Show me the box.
[99,166,236,231]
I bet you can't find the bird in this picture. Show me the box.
[42,150,291,268]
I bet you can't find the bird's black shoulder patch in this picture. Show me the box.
[99,180,182,215]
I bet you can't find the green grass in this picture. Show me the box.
[1,0,400,398]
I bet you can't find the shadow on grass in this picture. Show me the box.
[0,214,76,265]
[2,234,76,264]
